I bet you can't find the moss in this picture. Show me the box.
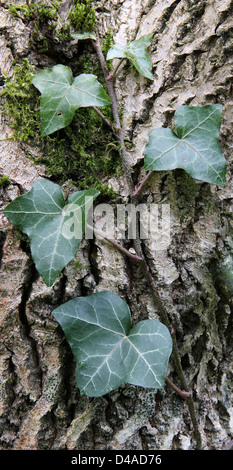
[3,3,121,197]
[56,24,72,42]
[72,49,99,77]
[0,59,40,142]
[1,60,121,197]
[56,0,96,42]
[0,175,11,187]
[101,28,114,71]
[8,1,96,45]
[8,1,62,51]
[13,227,30,245]
[36,37,49,53]
[69,0,96,32]
[71,259,91,271]
[8,0,62,22]
[35,106,121,194]
[101,28,114,57]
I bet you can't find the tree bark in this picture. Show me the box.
[0,0,233,450]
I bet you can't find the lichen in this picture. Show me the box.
[42,372,60,402]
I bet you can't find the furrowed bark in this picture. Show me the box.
[1,0,233,451]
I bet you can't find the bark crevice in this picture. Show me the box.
[1,0,233,450]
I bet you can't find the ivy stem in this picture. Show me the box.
[86,223,143,262]
[133,170,153,196]
[91,106,113,130]
[91,39,134,195]
[92,36,202,450]
[107,58,126,81]
[165,377,191,399]
[103,239,143,262]
[90,224,194,404]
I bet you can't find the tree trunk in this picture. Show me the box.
[0,0,233,451]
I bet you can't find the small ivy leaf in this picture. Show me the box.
[32,64,111,136]
[53,291,172,397]
[71,32,97,40]
[3,178,100,286]
[144,104,227,185]
[106,33,154,80]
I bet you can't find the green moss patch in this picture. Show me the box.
[2,4,121,196]
[8,0,96,45]
[1,59,121,196]
[8,0,62,22]
[1,59,40,142]
[69,0,96,32]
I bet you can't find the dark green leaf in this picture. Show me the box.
[53,291,172,397]
[32,64,111,136]
[4,178,99,286]
[144,104,226,185]
[106,33,154,80]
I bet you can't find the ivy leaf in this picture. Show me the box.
[53,291,172,397]
[72,32,97,40]
[4,178,99,286]
[32,64,111,136]
[106,33,154,80]
[144,104,227,185]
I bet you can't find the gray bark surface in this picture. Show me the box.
[0,0,233,450]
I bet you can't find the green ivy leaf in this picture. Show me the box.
[144,104,227,185]
[106,33,154,80]
[4,178,100,286]
[53,291,172,397]
[71,32,97,40]
[32,64,111,136]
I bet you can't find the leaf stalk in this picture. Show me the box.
[133,170,153,197]
[165,377,191,399]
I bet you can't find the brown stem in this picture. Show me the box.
[109,57,126,80]
[92,36,202,450]
[92,106,113,129]
[140,249,202,450]
[104,237,143,262]
[91,39,134,195]
[86,222,143,262]
[165,376,191,399]
[133,171,153,197]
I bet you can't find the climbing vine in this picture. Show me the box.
[3,22,227,451]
